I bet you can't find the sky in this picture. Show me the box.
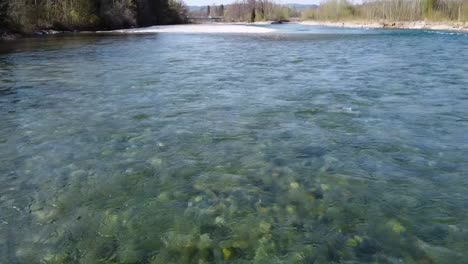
[185,0,322,6]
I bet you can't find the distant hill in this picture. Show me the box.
[188,6,206,12]
[286,3,319,10]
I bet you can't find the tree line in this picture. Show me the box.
[222,0,298,22]
[188,5,225,18]
[0,0,188,33]
[302,0,467,22]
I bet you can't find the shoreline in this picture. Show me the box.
[3,20,468,40]
[299,20,468,33]
[103,24,276,34]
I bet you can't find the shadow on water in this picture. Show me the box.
[0,33,155,55]
[0,60,16,95]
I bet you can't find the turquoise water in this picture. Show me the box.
[1,26,468,263]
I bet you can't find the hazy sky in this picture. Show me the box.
[185,0,322,6]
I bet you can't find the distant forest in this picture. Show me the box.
[224,0,299,22]
[190,0,466,23]
[188,0,300,22]
[302,0,467,22]
[0,0,188,33]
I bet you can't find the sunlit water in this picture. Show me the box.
[1,25,468,263]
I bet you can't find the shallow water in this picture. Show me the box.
[1,25,468,263]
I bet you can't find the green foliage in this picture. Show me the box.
[165,0,189,24]
[99,0,136,29]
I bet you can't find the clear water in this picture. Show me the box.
[1,25,468,263]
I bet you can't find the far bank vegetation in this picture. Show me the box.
[0,0,188,33]
[302,0,468,22]
[223,0,298,22]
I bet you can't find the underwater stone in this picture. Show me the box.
[346,238,359,247]
[101,149,114,156]
[32,206,58,223]
[286,205,296,214]
[254,237,276,262]
[148,157,163,167]
[296,146,326,158]
[118,243,141,263]
[215,216,225,225]
[320,184,330,191]
[387,219,406,234]
[355,238,381,256]
[272,170,280,178]
[157,192,170,202]
[259,221,272,234]
[232,240,249,249]
[273,158,286,166]
[198,234,212,249]
[309,189,324,199]
[42,253,68,263]
[416,238,463,263]
[290,181,300,190]
[254,246,269,262]
[128,135,146,143]
[222,248,232,260]
[71,170,87,178]
[346,235,364,247]
[163,232,195,249]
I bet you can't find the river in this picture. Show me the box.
[1,25,467,263]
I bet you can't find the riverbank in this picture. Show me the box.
[1,30,19,40]
[1,29,69,40]
[300,20,468,32]
[2,24,274,41]
[3,21,467,40]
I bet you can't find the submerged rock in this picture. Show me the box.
[259,221,272,234]
[290,181,300,190]
[214,216,225,225]
[355,238,381,256]
[387,219,406,234]
[346,235,364,247]
[222,247,232,260]
[417,239,464,263]
[1,32,19,40]
[296,146,327,158]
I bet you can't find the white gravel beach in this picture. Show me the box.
[104,24,277,34]
[300,20,468,32]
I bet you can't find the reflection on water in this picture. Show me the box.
[1,27,468,263]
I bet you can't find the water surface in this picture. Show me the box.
[1,26,468,263]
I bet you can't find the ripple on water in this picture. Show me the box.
[0,27,467,263]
